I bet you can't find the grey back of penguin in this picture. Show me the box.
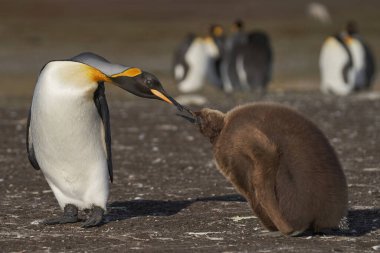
[195,103,348,235]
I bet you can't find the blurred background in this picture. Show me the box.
[0,0,379,100]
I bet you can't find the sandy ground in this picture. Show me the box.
[0,92,379,252]
[0,0,379,252]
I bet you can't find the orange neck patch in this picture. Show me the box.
[213,26,224,37]
[87,67,111,82]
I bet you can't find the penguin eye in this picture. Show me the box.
[146,79,153,87]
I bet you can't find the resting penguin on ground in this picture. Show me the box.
[178,103,348,236]
[27,52,184,227]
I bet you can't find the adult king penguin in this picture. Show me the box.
[346,21,376,90]
[27,52,184,227]
[320,21,374,95]
[173,33,220,93]
[320,34,355,95]
[221,20,273,94]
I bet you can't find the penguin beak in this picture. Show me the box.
[176,107,200,124]
[109,74,185,112]
[150,88,184,112]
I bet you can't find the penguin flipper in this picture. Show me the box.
[26,108,41,170]
[362,42,376,88]
[94,83,113,183]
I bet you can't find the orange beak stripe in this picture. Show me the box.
[150,89,173,104]
[111,68,142,78]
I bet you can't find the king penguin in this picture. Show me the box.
[220,20,273,94]
[27,52,184,227]
[320,21,375,95]
[173,33,220,93]
[319,33,355,95]
[346,21,376,90]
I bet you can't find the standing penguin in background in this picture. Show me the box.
[319,33,355,95]
[178,103,348,236]
[346,21,376,90]
[172,33,197,86]
[173,33,220,93]
[27,52,184,227]
[221,20,273,94]
[220,20,247,93]
[320,21,374,95]
[234,30,273,94]
[207,24,225,89]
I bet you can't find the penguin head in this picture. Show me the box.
[69,52,184,111]
[177,107,225,143]
[209,24,224,38]
[346,20,358,36]
[110,69,183,110]
[232,19,244,32]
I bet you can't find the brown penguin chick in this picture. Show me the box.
[191,103,348,236]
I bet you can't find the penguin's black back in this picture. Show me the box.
[236,30,273,90]
[172,33,196,82]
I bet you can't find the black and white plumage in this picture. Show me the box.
[346,21,376,90]
[172,33,196,85]
[173,34,220,93]
[234,31,273,93]
[27,52,183,227]
[220,30,247,92]
[220,22,273,94]
[320,34,355,95]
[320,22,375,95]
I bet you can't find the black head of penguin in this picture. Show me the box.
[209,24,225,53]
[110,70,183,110]
[346,20,359,36]
[232,19,244,32]
[69,52,184,111]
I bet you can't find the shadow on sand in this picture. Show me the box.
[106,197,380,237]
[344,208,380,236]
[105,194,246,222]
[285,208,380,237]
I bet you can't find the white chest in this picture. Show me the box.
[31,67,107,179]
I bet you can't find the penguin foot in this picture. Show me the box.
[43,204,79,225]
[81,206,104,228]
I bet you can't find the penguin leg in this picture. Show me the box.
[43,204,79,225]
[82,206,104,228]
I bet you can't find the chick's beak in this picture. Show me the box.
[176,107,200,124]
